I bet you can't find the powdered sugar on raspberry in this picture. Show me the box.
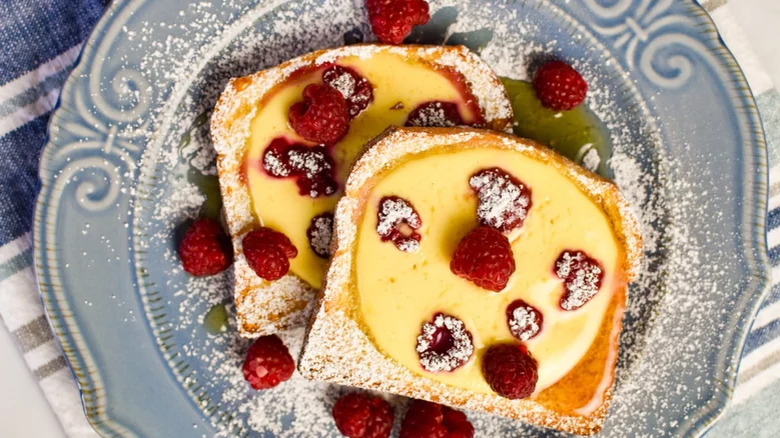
[469,168,531,232]
[416,314,474,373]
[556,251,603,311]
[328,71,357,100]
[376,196,422,252]
[377,198,420,236]
[507,303,541,341]
[121,0,732,435]
[307,214,333,258]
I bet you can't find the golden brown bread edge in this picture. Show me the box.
[298,127,643,436]
[210,44,514,338]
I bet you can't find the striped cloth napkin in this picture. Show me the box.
[0,0,777,436]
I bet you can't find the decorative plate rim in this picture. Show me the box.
[32,1,771,437]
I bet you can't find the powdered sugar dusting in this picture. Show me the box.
[307,213,333,258]
[555,251,603,311]
[469,167,531,232]
[508,302,542,341]
[124,0,727,435]
[376,196,422,252]
[416,314,475,373]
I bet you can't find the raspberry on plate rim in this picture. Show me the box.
[332,392,394,438]
[399,399,474,438]
[242,335,295,390]
[532,60,588,111]
[177,218,233,276]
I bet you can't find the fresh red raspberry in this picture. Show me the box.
[482,344,538,399]
[532,60,588,111]
[323,65,374,118]
[366,0,430,44]
[242,335,295,390]
[332,392,394,438]
[405,101,464,127]
[399,400,474,438]
[450,226,515,291]
[242,227,298,280]
[178,219,232,276]
[289,83,350,145]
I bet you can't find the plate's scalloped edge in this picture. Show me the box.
[33,0,140,437]
[674,2,771,436]
[31,1,773,437]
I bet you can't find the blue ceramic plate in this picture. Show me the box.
[35,0,770,436]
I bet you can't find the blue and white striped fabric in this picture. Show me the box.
[0,0,778,436]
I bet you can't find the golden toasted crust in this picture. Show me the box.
[210,45,514,338]
[298,127,643,436]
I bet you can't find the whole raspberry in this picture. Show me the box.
[532,60,588,111]
[178,219,232,276]
[242,335,295,390]
[399,400,474,438]
[450,226,515,291]
[289,83,350,145]
[332,392,394,438]
[482,344,538,399]
[242,227,298,280]
[366,0,430,44]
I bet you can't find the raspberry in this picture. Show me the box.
[376,196,422,252]
[242,227,298,280]
[450,226,515,291]
[178,219,232,276]
[323,65,374,118]
[482,344,538,399]
[399,400,474,438]
[242,335,295,390]
[262,138,339,198]
[554,250,604,311]
[506,299,543,341]
[332,392,394,438]
[262,137,294,178]
[307,213,334,258]
[532,60,588,111]
[405,101,464,127]
[287,145,339,197]
[366,0,430,44]
[289,83,350,145]
[416,313,474,373]
[469,168,532,233]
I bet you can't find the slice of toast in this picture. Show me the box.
[211,45,513,338]
[298,127,643,435]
